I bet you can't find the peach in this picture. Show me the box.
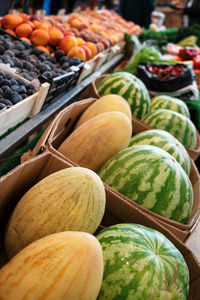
[64,31,75,37]
[70,28,80,37]
[16,23,33,37]
[59,35,77,54]
[84,42,98,58]
[77,23,88,30]
[55,25,66,35]
[24,20,35,29]
[76,37,85,45]
[32,20,40,28]
[21,37,31,44]
[80,45,92,61]
[101,39,110,49]
[70,19,82,29]
[30,29,49,46]
[68,13,79,21]
[89,24,99,33]
[100,30,109,39]
[63,22,70,31]
[2,14,22,30]
[5,29,16,36]
[37,45,50,54]
[110,35,119,44]
[96,42,105,53]
[48,27,64,46]
[67,46,86,61]
[34,22,49,31]
[19,13,29,22]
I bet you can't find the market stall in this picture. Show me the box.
[0,5,200,300]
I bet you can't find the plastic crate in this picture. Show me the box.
[40,62,84,105]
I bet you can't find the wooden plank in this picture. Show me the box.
[29,83,50,117]
[0,54,123,160]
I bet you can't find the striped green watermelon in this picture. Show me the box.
[97,223,189,300]
[97,72,150,119]
[150,95,190,118]
[98,145,193,223]
[129,129,191,176]
[142,109,197,149]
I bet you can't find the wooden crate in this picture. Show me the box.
[77,55,100,83]
[0,65,49,136]
[156,7,183,28]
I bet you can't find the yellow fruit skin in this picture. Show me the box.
[0,231,104,300]
[75,94,132,129]
[5,167,106,258]
[58,111,132,172]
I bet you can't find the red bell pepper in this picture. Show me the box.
[178,47,198,60]
[193,55,200,69]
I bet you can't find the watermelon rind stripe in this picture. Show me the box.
[98,145,193,223]
[97,223,189,300]
[142,109,196,149]
[129,129,191,175]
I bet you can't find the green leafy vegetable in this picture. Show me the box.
[119,46,161,74]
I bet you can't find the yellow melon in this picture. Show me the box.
[58,111,132,172]
[0,231,103,300]
[75,94,132,129]
[5,167,106,258]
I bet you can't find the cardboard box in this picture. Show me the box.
[31,98,200,242]
[1,151,200,299]
[90,75,200,161]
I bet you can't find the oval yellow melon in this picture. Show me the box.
[75,94,132,129]
[58,111,132,172]
[0,231,104,300]
[5,167,106,258]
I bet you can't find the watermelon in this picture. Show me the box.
[142,109,197,149]
[150,95,190,119]
[97,72,150,119]
[98,145,193,223]
[97,223,189,300]
[129,129,191,176]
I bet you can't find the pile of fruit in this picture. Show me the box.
[0,93,192,299]
[0,11,141,62]
[145,63,185,80]
[0,32,83,82]
[0,71,35,111]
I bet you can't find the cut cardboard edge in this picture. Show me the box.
[0,151,200,298]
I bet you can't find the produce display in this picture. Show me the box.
[58,111,132,172]
[98,145,193,223]
[97,224,189,300]
[5,167,106,258]
[136,63,196,96]
[0,231,103,300]
[1,7,200,300]
[129,129,191,176]
[97,72,150,119]
[145,63,185,80]
[142,109,197,149]
[0,11,141,62]
[0,70,35,110]
[0,32,82,82]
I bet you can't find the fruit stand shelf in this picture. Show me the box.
[0,54,123,160]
